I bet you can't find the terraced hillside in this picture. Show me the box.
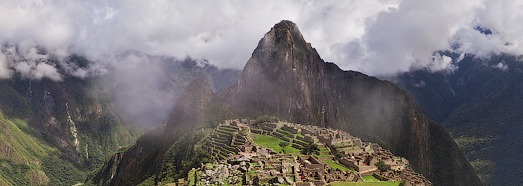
[175,119,430,186]
[203,122,249,160]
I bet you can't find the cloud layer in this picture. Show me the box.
[1,0,523,79]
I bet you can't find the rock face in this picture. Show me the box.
[89,77,213,186]
[224,20,481,185]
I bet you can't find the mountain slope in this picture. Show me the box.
[88,77,214,185]
[0,110,51,186]
[396,54,523,185]
[0,77,137,185]
[223,20,481,185]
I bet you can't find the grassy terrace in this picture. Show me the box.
[253,134,301,154]
[323,158,355,172]
[319,146,330,152]
[327,175,402,186]
[362,175,381,182]
[329,182,401,186]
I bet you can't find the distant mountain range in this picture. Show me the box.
[89,21,482,186]
[396,54,523,185]
[0,54,239,185]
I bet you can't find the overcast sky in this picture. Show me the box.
[1,0,523,80]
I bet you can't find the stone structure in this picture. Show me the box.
[181,119,431,185]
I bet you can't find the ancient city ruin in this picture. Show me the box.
[178,119,431,186]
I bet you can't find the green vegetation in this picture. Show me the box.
[253,134,300,154]
[470,159,495,183]
[279,142,290,153]
[454,136,495,152]
[41,156,87,185]
[362,175,381,182]
[323,159,352,172]
[329,181,401,186]
[0,78,139,186]
[205,101,238,128]
[0,112,51,185]
[323,159,350,172]
[318,153,333,159]
[319,146,330,152]
[76,112,138,170]
[155,128,212,184]
[301,142,320,155]
[374,161,388,172]
[254,115,280,124]
[0,110,95,185]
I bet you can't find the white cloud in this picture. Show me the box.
[493,61,509,71]
[3,43,63,81]
[335,0,484,75]
[0,52,11,78]
[428,53,456,72]
[1,0,523,79]
[0,0,392,80]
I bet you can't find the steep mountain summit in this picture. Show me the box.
[227,20,482,185]
[257,20,314,55]
[234,20,328,126]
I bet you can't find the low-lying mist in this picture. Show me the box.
[102,52,240,129]
[0,45,240,129]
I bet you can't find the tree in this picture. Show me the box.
[301,142,320,155]
[254,115,280,124]
[374,161,389,172]
[279,141,289,153]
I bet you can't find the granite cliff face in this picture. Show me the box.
[224,20,481,185]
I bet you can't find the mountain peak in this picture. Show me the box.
[272,20,300,34]
[165,77,212,134]
[258,20,310,52]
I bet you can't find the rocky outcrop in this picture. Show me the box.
[223,20,481,185]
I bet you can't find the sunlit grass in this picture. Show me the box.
[253,134,300,154]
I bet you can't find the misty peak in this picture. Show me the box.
[238,21,326,91]
[271,20,301,36]
[165,76,212,134]
[257,20,311,52]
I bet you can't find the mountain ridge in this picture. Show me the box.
[396,53,523,185]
